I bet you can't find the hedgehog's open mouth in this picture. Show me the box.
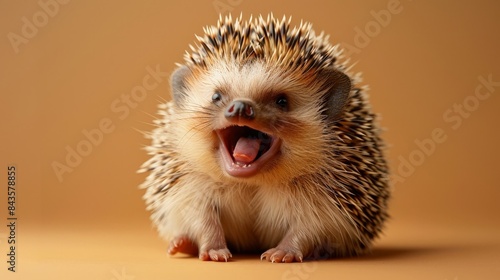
[216,126,281,177]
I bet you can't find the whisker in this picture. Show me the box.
[177,120,213,144]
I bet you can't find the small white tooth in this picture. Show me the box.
[232,162,253,168]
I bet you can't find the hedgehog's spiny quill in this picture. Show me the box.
[187,15,346,73]
[140,14,389,263]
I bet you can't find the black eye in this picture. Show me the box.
[212,92,222,103]
[275,94,288,110]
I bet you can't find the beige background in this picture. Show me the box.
[1,0,500,279]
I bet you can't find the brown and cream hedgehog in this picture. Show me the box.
[140,14,389,263]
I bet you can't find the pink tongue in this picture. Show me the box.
[233,137,261,164]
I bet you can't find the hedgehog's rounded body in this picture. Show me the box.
[140,15,389,262]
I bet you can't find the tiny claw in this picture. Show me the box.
[261,247,303,263]
[199,252,209,261]
[174,239,183,247]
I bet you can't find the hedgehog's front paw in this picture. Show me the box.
[261,247,304,263]
[167,235,198,256]
[199,248,232,262]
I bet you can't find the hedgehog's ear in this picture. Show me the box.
[170,65,191,105]
[321,69,351,121]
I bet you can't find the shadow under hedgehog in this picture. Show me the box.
[139,14,390,263]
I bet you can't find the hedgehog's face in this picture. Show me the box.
[170,60,351,183]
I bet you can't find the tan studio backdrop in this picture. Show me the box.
[1,1,499,279]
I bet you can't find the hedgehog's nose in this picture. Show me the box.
[225,99,255,120]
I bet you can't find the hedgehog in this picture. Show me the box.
[139,14,390,263]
